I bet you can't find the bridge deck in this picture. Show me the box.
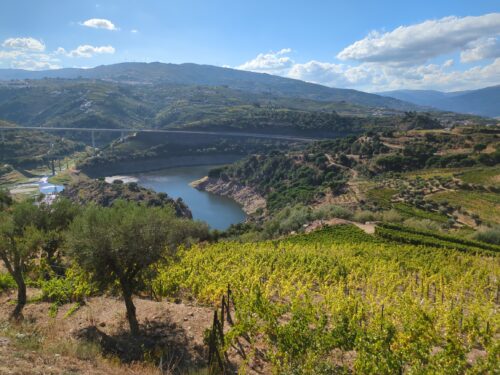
[0,126,317,143]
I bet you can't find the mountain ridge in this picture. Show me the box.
[377,85,500,117]
[0,62,418,111]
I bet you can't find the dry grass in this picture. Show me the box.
[430,190,500,224]
[0,291,215,374]
[0,319,165,375]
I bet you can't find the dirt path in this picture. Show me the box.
[324,153,364,204]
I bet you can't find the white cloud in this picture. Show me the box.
[55,47,67,55]
[67,45,115,58]
[236,13,500,91]
[0,36,115,70]
[10,59,61,70]
[236,48,294,75]
[288,61,348,87]
[0,37,62,70]
[460,37,500,63]
[337,13,500,65]
[81,18,118,30]
[2,37,45,51]
[443,59,454,68]
[131,29,139,34]
[0,50,24,59]
[236,47,500,92]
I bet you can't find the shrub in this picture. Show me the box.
[0,189,12,211]
[208,166,226,179]
[127,182,140,192]
[0,273,15,291]
[262,205,313,238]
[353,210,377,223]
[473,226,500,245]
[38,264,96,316]
[381,209,403,223]
[277,206,312,234]
[313,205,353,220]
[403,218,442,232]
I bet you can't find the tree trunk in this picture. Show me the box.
[121,282,139,336]
[11,272,26,321]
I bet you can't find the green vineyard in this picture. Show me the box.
[376,223,500,254]
[154,225,500,373]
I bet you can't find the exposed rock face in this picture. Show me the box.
[61,179,192,218]
[191,176,266,215]
[81,154,243,178]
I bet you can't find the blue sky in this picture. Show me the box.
[0,0,499,91]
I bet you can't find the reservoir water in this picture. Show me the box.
[39,177,64,195]
[125,165,246,230]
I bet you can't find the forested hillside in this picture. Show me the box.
[0,79,398,136]
[0,62,417,110]
[0,120,84,169]
[196,126,500,241]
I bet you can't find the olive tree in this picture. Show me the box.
[36,198,80,275]
[0,202,42,319]
[65,200,208,336]
[0,189,12,211]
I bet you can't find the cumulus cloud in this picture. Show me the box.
[460,37,500,63]
[299,59,500,92]
[337,13,500,65]
[236,47,500,92]
[2,37,45,51]
[11,59,61,70]
[66,45,115,58]
[0,40,115,70]
[81,18,118,30]
[0,50,24,59]
[55,47,67,55]
[0,37,62,70]
[288,61,348,87]
[235,13,500,91]
[236,48,294,75]
[443,59,454,68]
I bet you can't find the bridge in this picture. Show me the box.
[0,126,317,147]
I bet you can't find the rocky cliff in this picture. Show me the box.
[191,176,266,215]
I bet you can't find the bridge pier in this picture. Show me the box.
[120,131,125,142]
[1,129,4,143]
[91,130,95,149]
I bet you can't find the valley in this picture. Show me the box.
[117,165,247,230]
[0,61,499,374]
